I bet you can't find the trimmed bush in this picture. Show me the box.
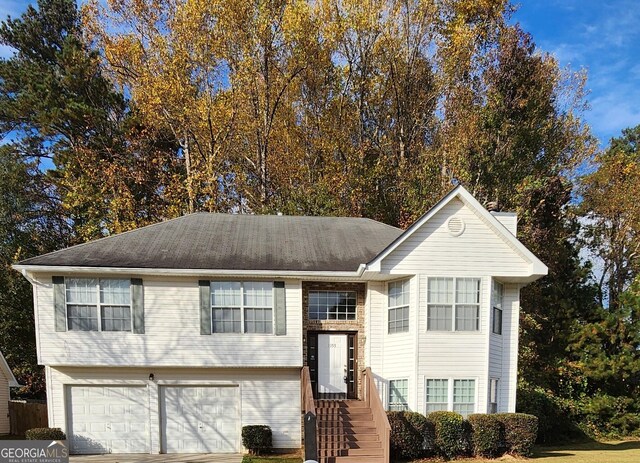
[387,411,435,460]
[468,414,502,457]
[241,425,272,455]
[429,411,465,460]
[495,413,538,457]
[25,428,66,440]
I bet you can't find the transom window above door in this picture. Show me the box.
[308,291,357,320]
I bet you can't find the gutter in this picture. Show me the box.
[13,263,369,280]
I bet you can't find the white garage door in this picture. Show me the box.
[67,385,149,454]
[161,386,240,453]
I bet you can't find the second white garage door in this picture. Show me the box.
[161,386,240,453]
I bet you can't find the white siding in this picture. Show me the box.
[366,278,418,411]
[47,366,301,451]
[416,275,489,415]
[33,276,302,368]
[0,374,9,434]
[381,198,531,277]
[502,284,520,412]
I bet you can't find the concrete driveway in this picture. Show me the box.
[70,454,243,463]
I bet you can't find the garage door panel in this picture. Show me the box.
[162,386,239,453]
[68,385,149,455]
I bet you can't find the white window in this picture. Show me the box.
[426,378,476,417]
[489,378,499,413]
[211,282,273,334]
[425,379,449,413]
[427,277,480,331]
[453,379,476,417]
[308,291,357,320]
[492,281,503,335]
[388,379,409,411]
[66,278,131,331]
[388,279,410,334]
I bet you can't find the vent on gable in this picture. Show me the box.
[447,216,465,236]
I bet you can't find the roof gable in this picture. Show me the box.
[366,185,547,279]
[0,351,20,388]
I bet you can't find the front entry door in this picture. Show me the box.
[318,334,347,398]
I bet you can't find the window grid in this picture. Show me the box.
[388,279,410,334]
[425,379,449,413]
[453,379,476,417]
[427,277,480,332]
[211,282,274,334]
[489,379,499,413]
[65,278,131,332]
[389,379,409,411]
[308,291,357,320]
[492,281,504,335]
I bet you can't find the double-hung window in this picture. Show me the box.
[425,378,476,417]
[211,282,273,334]
[427,277,480,331]
[66,278,131,331]
[388,379,409,411]
[388,279,410,334]
[492,281,503,335]
[489,378,499,413]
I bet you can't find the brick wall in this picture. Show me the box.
[302,281,366,398]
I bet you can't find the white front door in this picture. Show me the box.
[318,334,347,396]
[67,385,149,454]
[161,386,239,453]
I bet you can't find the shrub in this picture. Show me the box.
[577,394,640,439]
[495,413,538,457]
[429,411,465,460]
[241,425,272,455]
[387,411,435,460]
[25,428,66,440]
[517,383,585,443]
[467,414,503,458]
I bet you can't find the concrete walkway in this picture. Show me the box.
[70,454,243,463]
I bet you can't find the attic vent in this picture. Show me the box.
[447,216,465,236]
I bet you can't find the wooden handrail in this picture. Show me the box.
[301,366,317,461]
[363,367,390,463]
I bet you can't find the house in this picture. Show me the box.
[14,186,547,459]
[0,350,20,435]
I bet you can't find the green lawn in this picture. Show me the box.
[241,441,640,463]
[414,441,640,463]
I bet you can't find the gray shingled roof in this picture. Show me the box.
[18,213,403,272]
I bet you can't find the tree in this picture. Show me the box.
[580,125,640,310]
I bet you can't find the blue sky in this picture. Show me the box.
[1,0,639,148]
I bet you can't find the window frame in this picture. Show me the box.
[388,378,409,411]
[210,281,274,334]
[489,378,499,414]
[491,280,503,335]
[427,277,481,332]
[387,279,410,334]
[425,377,477,417]
[65,277,132,332]
[308,290,357,321]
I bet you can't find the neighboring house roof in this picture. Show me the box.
[17,214,403,272]
[366,185,548,278]
[0,351,20,388]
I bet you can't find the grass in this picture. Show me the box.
[411,440,640,462]
[241,442,640,463]
[242,453,302,463]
